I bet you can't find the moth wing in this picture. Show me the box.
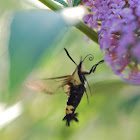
[26,75,72,94]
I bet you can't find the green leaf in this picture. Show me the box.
[54,0,68,7]
[8,10,69,94]
[73,0,83,6]
[120,94,140,113]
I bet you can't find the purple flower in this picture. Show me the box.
[82,0,140,85]
[132,42,140,61]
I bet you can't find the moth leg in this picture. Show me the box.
[82,59,104,75]
[83,76,92,96]
[82,60,104,98]
[85,87,89,104]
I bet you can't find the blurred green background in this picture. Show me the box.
[0,1,140,140]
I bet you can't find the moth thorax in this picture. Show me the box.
[81,62,87,73]
[72,69,82,86]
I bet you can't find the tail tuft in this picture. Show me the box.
[62,113,78,126]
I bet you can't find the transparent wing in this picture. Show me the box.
[26,75,72,94]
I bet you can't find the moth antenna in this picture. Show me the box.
[64,48,77,66]
[82,54,94,62]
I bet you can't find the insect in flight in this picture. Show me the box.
[27,48,104,126]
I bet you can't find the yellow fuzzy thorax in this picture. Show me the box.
[70,62,88,86]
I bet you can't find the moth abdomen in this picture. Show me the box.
[63,84,85,126]
[62,113,78,127]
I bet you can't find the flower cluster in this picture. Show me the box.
[81,0,140,85]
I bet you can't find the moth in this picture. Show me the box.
[27,48,104,126]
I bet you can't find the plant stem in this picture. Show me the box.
[67,0,70,6]
[39,0,98,44]
[75,21,98,43]
[39,0,62,10]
